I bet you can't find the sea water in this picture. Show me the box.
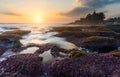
[0,23,77,62]
[0,23,77,48]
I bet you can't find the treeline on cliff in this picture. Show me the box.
[70,11,105,25]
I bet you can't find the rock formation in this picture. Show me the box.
[0,54,43,77]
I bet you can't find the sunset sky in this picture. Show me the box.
[0,0,120,23]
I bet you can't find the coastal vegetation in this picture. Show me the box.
[69,11,105,25]
[113,50,120,57]
[81,36,118,52]
[0,34,21,39]
[3,30,31,36]
[55,30,119,38]
[69,50,86,57]
[82,36,116,43]
[0,34,22,48]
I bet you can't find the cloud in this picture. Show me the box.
[60,6,94,17]
[0,11,22,16]
[76,0,120,8]
[61,0,120,17]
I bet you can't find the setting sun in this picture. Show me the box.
[34,17,42,23]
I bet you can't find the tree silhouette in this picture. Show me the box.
[73,11,106,25]
[99,12,105,21]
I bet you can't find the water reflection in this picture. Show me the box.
[0,24,78,63]
[39,50,53,63]
[20,47,39,54]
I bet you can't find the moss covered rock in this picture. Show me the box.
[0,34,22,48]
[113,50,120,57]
[3,30,31,36]
[81,36,118,53]
[69,51,86,57]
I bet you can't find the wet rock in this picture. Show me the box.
[50,53,120,77]
[0,34,22,48]
[81,36,118,53]
[0,54,43,77]
[51,46,70,57]
[0,30,31,48]
[0,46,8,56]
[3,30,31,36]
[112,50,120,57]
[27,43,55,54]
[111,28,120,33]
[68,50,86,58]
[49,26,120,48]
[9,43,55,54]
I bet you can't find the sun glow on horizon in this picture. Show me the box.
[34,17,43,23]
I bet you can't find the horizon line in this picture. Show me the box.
[0,22,63,24]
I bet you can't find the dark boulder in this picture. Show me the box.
[0,34,22,48]
[81,36,118,53]
[111,28,120,33]
[0,30,31,48]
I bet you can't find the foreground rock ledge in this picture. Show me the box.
[0,54,43,77]
[50,53,120,77]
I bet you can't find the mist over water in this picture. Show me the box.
[0,23,78,50]
[0,24,76,63]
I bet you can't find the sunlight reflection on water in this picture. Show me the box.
[0,24,78,62]
[20,47,39,54]
[0,23,78,50]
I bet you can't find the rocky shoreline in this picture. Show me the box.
[50,25,120,52]
[0,25,120,77]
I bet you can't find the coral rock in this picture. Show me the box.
[0,54,43,77]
